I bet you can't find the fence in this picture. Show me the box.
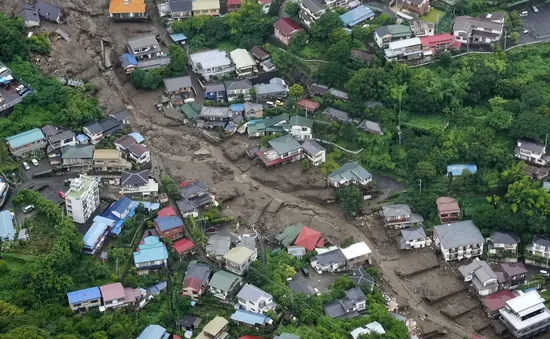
[313,138,364,155]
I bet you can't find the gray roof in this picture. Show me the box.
[345,287,366,303]
[300,0,324,13]
[349,268,375,287]
[323,107,349,122]
[254,77,288,96]
[458,259,497,284]
[209,270,241,291]
[310,83,329,95]
[288,280,315,295]
[517,139,545,155]
[237,284,272,303]
[200,106,232,119]
[374,25,391,37]
[244,102,263,112]
[433,220,484,249]
[84,121,102,134]
[41,125,59,137]
[128,35,159,52]
[329,88,348,100]
[500,262,527,277]
[36,0,62,22]
[324,299,360,319]
[358,120,383,135]
[204,82,226,92]
[111,109,130,122]
[401,227,426,241]
[164,76,193,92]
[185,261,212,285]
[19,4,40,23]
[489,231,519,245]
[62,145,94,159]
[99,117,122,135]
[224,79,252,91]
[317,248,346,266]
[479,12,505,21]
[170,0,193,11]
[381,204,412,218]
[190,50,232,70]
[181,181,209,198]
[120,170,149,186]
[301,140,325,156]
[453,15,503,33]
[206,235,231,257]
[269,134,301,155]
[328,162,372,183]
[237,237,256,251]
[49,130,74,143]
[532,235,550,248]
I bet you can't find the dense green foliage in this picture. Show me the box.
[336,186,363,218]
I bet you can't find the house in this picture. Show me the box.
[398,227,427,250]
[127,35,162,60]
[166,0,192,19]
[256,134,304,167]
[6,128,47,157]
[436,196,461,223]
[524,164,549,180]
[62,145,95,171]
[399,0,430,14]
[342,241,372,268]
[196,316,229,339]
[289,280,315,295]
[224,246,257,276]
[231,309,272,327]
[433,220,484,261]
[302,140,326,166]
[206,235,231,261]
[76,134,90,145]
[99,283,128,310]
[339,5,374,28]
[328,162,372,188]
[315,248,347,272]
[46,129,76,151]
[227,0,241,11]
[351,321,385,339]
[17,229,29,242]
[173,238,195,255]
[93,149,132,172]
[349,268,375,293]
[374,25,414,48]
[204,83,226,102]
[182,261,212,300]
[329,88,349,101]
[526,235,550,262]
[410,19,434,37]
[199,106,236,127]
[110,109,131,125]
[258,0,272,13]
[190,50,234,81]
[500,262,527,289]
[120,170,158,198]
[65,176,100,224]
[380,204,424,229]
[82,216,115,255]
[120,53,138,74]
[289,115,313,140]
[247,113,289,137]
[179,314,201,331]
[487,231,519,258]
[250,46,270,63]
[83,118,122,144]
[273,18,302,46]
[459,259,499,296]
[310,83,329,96]
[163,76,195,98]
[225,80,253,102]
[19,4,40,28]
[35,0,63,23]
[67,286,102,312]
[109,0,147,20]
[137,325,171,339]
[237,284,276,313]
[358,120,383,135]
[126,143,150,166]
[384,38,423,63]
[191,0,220,16]
[515,139,549,166]
[133,236,169,275]
[154,215,184,240]
[420,34,460,57]
[453,12,504,45]
[209,270,243,300]
[324,287,366,319]
[0,210,16,241]
[177,181,213,217]
[322,107,349,123]
[276,224,304,247]
[294,226,324,251]
[254,77,289,101]
[481,290,516,318]
[230,49,257,78]
[287,245,307,259]
[499,290,550,339]
[169,33,187,45]
[296,98,320,113]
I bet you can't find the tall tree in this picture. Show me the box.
[169,44,188,73]
[310,11,343,41]
[336,186,363,217]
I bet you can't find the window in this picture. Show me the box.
[302,127,308,132]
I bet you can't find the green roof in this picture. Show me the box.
[181,103,200,120]
[62,145,95,159]
[269,134,301,155]
[275,223,304,247]
[290,115,313,128]
[6,128,45,148]
[388,24,413,37]
[209,270,241,291]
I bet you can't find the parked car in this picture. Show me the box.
[58,191,66,199]
[22,162,30,170]
[22,205,34,213]
[524,29,529,34]
[300,267,310,277]
[313,287,321,296]
[205,226,217,234]
[266,101,275,108]
[533,5,539,12]
[520,10,528,16]
[275,99,284,106]
[31,159,38,166]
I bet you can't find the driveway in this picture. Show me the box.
[362,0,397,17]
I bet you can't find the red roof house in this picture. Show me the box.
[420,33,460,54]
[274,18,302,46]
[157,206,177,217]
[228,0,241,12]
[294,226,323,251]
[296,98,320,112]
[173,238,195,255]
[182,277,202,295]
[481,290,515,317]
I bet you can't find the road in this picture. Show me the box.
[362,0,396,17]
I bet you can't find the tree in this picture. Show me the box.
[301,159,310,171]
[289,30,309,53]
[511,111,550,140]
[327,39,352,64]
[169,44,188,73]
[160,176,181,200]
[172,293,192,317]
[289,84,304,101]
[0,14,30,62]
[226,0,272,49]
[285,2,300,22]
[268,0,281,16]
[340,123,358,143]
[316,62,350,88]
[414,161,437,183]
[130,69,164,90]
[0,326,48,339]
[510,31,520,44]
[336,186,363,217]
[310,11,343,41]
[329,28,349,45]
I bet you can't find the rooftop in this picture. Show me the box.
[121,170,149,186]
[163,76,193,92]
[237,283,272,303]
[387,37,422,50]
[436,196,460,213]
[434,220,484,249]
[209,270,241,291]
[82,216,115,249]
[230,49,256,70]
[301,139,325,155]
[173,238,195,254]
[67,286,101,304]
[500,262,527,277]
[133,236,169,264]
[99,282,126,302]
[206,235,231,257]
[341,241,372,259]
[6,128,45,149]
[323,107,349,122]
[109,0,146,13]
[190,49,231,70]
[66,176,96,199]
[223,246,255,264]
[489,230,519,245]
[0,210,15,241]
[268,134,302,156]
[296,98,320,111]
[328,162,372,183]
[62,144,95,159]
[358,119,383,135]
[481,290,515,312]
[202,316,228,337]
[340,5,375,27]
[231,309,272,326]
[128,35,159,51]
[274,18,302,36]
[136,325,168,339]
[154,215,183,232]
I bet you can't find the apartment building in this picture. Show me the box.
[433,220,484,261]
[499,290,550,339]
[65,176,100,224]
[62,145,95,171]
[374,24,413,48]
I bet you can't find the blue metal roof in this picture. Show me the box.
[67,286,101,304]
[137,324,167,339]
[131,201,160,211]
[6,128,45,149]
[83,216,115,249]
[128,132,145,143]
[340,5,375,27]
[133,236,168,264]
[230,309,272,326]
[148,281,168,295]
[447,164,478,176]
[230,103,245,112]
[76,134,89,142]
[0,210,15,241]
[169,33,187,42]
[111,197,132,216]
[154,215,183,232]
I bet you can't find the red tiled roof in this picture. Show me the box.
[296,98,320,112]
[436,196,460,213]
[274,18,301,36]
[183,276,201,290]
[481,290,515,312]
[294,226,322,251]
[420,33,455,47]
[173,238,195,254]
[228,0,241,5]
[178,181,191,189]
[316,236,325,248]
[157,206,177,217]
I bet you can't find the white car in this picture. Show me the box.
[22,162,30,170]
[524,29,529,34]
[313,288,321,296]
[533,5,539,12]
[31,159,38,166]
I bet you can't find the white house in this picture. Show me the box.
[499,290,550,338]
[208,270,243,300]
[458,259,499,296]
[515,139,550,166]
[453,12,504,45]
[289,115,313,140]
[237,284,277,314]
[229,49,257,78]
[398,227,428,250]
[128,144,151,165]
[341,241,373,268]
[189,49,235,81]
[526,235,550,261]
[433,220,484,261]
[384,37,423,62]
[487,230,520,257]
[328,162,372,188]
[302,140,326,166]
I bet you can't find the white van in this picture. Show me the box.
[184,97,195,104]
[22,205,34,213]
[520,10,528,17]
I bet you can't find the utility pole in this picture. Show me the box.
[418,179,422,195]
[503,29,507,50]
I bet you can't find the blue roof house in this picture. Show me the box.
[75,134,90,144]
[0,210,15,241]
[133,236,169,275]
[120,53,138,74]
[154,215,184,240]
[169,33,187,45]
[340,5,375,27]
[6,128,47,157]
[137,324,170,339]
[83,216,115,255]
[230,103,245,113]
[110,197,133,219]
[230,309,273,326]
[67,286,102,312]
